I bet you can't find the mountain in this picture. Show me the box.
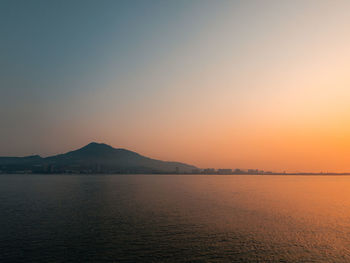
[0,142,196,174]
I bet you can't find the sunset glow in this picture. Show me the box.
[2,0,350,172]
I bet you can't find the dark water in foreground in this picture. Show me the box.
[1,174,350,262]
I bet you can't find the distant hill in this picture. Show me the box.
[0,142,196,174]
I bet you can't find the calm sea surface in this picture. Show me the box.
[1,174,350,262]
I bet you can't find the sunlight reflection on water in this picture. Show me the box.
[1,174,350,262]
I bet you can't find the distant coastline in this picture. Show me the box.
[0,142,348,176]
[2,171,350,176]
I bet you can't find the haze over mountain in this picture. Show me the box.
[0,143,196,174]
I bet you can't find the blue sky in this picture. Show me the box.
[2,0,350,171]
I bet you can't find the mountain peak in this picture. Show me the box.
[82,142,114,150]
[0,142,196,173]
[57,142,118,158]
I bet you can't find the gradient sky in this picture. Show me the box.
[1,0,350,172]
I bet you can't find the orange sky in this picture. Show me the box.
[2,1,350,172]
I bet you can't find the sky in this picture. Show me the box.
[1,0,350,172]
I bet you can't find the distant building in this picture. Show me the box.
[233,169,243,174]
[202,168,216,174]
[191,169,201,174]
[217,169,232,174]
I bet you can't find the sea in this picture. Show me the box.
[1,174,350,262]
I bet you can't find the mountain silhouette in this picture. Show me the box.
[0,142,196,174]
